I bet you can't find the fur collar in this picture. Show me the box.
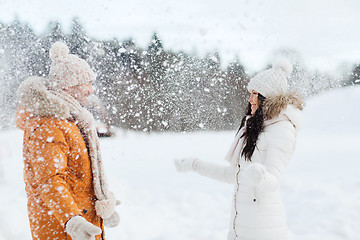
[263,92,304,130]
[17,76,71,119]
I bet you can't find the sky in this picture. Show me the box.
[0,0,360,73]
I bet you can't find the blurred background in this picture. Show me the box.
[1,1,360,240]
[0,0,359,132]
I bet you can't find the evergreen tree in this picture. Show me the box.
[69,18,89,59]
[348,64,360,85]
[0,19,255,132]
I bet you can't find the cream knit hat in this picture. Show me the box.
[247,58,293,97]
[48,42,95,89]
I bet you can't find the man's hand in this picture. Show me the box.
[65,216,102,240]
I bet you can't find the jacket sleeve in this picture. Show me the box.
[193,159,237,184]
[256,122,296,192]
[28,123,82,227]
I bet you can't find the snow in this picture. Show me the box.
[0,85,360,239]
[1,0,360,72]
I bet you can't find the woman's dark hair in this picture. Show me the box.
[238,93,266,161]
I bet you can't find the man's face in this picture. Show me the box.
[65,82,94,106]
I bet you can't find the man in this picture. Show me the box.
[16,42,119,240]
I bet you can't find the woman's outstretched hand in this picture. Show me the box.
[173,158,197,172]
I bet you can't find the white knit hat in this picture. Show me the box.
[48,42,95,89]
[247,58,293,97]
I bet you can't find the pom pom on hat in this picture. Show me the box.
[49,42,69,61]
[247,58,293,97]
[48,41,95,89]
[272,58,293,77]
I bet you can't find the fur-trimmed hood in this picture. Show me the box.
[16,77,71,130]
[262,91,304,131]
[18,76,71,119]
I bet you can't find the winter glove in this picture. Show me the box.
[103,210,120,227]
[244,163,266,186]
[95,192,118,219]
[103,199,121,228]
[65,216,102,240]
[173,158,198,172]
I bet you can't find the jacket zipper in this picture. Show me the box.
[232,163,241,239]
[100,217,104,240]
[253,188,257,203]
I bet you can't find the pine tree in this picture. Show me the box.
[348,64,360,85]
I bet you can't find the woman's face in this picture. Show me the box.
[248,89,259,115]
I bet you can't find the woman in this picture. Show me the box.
[174,59,304,240]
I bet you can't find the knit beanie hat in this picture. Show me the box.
[247,58,293,98]
[48,42,95,90]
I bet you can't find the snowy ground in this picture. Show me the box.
[0,85,359,240]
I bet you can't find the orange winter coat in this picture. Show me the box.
[16,107,105,240]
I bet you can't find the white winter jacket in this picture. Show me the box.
[193,93,303,240]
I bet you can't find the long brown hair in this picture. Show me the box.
[238,93,266,161]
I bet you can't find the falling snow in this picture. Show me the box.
[0,6,359,240]
[0,19,356,132]
[1,86,360,239]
